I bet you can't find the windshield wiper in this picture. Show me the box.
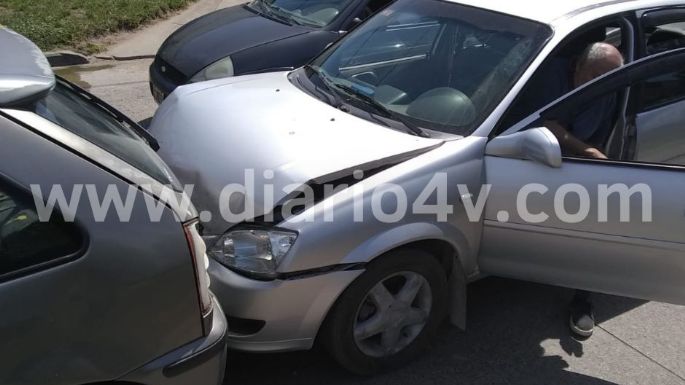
[254,1,295,25]
[267,3,307,26]
[304,65,346,109]
[59,77,161,150]
[332,83,430,138]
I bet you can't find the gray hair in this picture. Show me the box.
[577,42,624,71]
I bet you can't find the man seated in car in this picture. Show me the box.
[544,42,625,160]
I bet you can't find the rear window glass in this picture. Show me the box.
[1,182,82,279]
[31,80,179,188]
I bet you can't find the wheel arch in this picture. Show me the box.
[324,224,472,335]
[339,222,474,276]
[364,238,468,331]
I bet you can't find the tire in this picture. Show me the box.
[321,248,448,375]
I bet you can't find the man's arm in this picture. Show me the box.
[544,120,608,159]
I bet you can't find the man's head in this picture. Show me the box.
[574,42,624,88]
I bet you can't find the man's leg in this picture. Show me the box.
[569,290,595,338]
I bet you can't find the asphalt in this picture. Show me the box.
[53,1,685,384]
[226,278,685,385]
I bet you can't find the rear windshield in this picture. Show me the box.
[30,79,180,189]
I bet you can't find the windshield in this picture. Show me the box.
[308,0,551,136]
[30,80,180,188]
[249,0,356,28]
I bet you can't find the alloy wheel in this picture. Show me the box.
[353,271,432,358]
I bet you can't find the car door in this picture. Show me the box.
[478,48,685,305]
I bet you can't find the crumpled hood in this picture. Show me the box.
[158,4,309,76]
[149,72,443,235]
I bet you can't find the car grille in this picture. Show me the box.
[154,57,188,85]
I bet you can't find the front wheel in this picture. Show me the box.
[321,249,448,375]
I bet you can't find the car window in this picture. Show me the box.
[637,68,685,111]
[0,180,82,279]
[646,22,685,55]
[339,21,443,68]
[354,0,393,23]
[499,22,628,132]
[526,85,626,159]
[513,50,685,165]
[633,69,685,166]
[250,0,356,27]
[29,80,179,188]
[309,0,551,136]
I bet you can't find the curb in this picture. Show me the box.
[95,54,156,61]
[45,51,90,67]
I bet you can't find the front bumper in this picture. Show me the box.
[118,295,228,385]
[209,259,363,352]
[149,57,187,103]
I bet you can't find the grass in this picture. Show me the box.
[0,0,196,53]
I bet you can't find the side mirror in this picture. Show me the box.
[485,127,562,168]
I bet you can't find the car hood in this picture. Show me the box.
[149,72,444,235]
[158,4,309,76]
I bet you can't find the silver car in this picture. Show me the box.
[150,0,685,374]
[0,29,227,384]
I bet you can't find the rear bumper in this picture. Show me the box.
[118,295,228,385]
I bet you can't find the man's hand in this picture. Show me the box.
[583,147,608,159]
[545,121,609,160]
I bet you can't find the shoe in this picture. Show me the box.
[569,300,595,338]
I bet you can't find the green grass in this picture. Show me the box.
[0,0,195,53]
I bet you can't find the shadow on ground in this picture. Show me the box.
[224,278,645,385]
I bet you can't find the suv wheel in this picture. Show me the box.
[321,249,448,375]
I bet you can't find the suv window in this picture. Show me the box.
[30,79,179,188]
[0,181,82,279]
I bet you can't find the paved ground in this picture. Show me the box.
[55,0,246,123]
[54,1,685,384]
[103,0,243,59]
[227,278,685,385]
[56,59,157,123]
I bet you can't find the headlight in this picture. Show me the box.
[209,228,297,280]
[189,56,234,83]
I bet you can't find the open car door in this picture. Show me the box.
[479,48,685,305]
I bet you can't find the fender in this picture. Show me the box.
[340,221,471,330]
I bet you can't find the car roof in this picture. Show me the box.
[451,0,682,25]
[0,28,55,107]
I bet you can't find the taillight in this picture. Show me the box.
[183,220,213,321]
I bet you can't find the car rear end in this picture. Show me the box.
[0,27,227,385]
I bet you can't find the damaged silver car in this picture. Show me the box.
[150,0,685,374]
